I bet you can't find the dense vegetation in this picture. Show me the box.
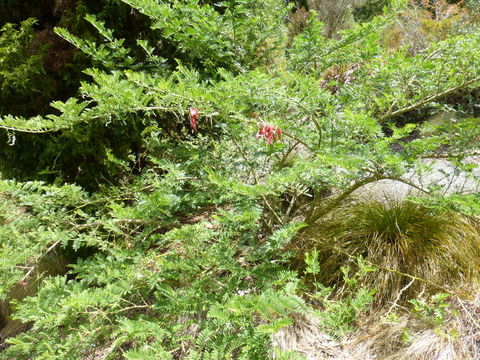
[0,0,479,358]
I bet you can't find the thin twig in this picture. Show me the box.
[278,141,300,169]
[387,278,416,314]
[231,138,284,227]
[305,170,430,226]
[71,218,156,231]
[380,75,480,122]
[361,168,430,195]
[456,298,480,329]
[420,150,480,159]
[108,305,151,314]
[331,246,455,295]
[18,239,62,284]
[311,116,323,148]
[305,174,383,225]
[0,124,60,134]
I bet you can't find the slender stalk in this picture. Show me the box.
[305,170,430,226]
[380,75,480,122]
[231,138,284,228]
[331,246,455,295]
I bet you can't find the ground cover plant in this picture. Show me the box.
[0,0,479,359]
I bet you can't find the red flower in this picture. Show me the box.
[256,123,282,144]
[275,126,282,140]
[189,107,199,132]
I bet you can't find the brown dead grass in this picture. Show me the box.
[294,200,480,306]
[272,289,480,359]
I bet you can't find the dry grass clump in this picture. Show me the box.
[345,291,480,360]
[271,315,352,360]
[272,291,480,360]
[298,200,480,305]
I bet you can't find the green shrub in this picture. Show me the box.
[305,252,376,338]
[0,18,54,116]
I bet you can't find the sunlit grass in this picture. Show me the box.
[297,200,480,305]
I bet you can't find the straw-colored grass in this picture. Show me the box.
[296,200,480,305]
[273,291,480,359]
[346,290,480,360]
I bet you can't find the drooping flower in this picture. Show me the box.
[189,107,199,132]
[256,123,282,144]
[274,126,282,140]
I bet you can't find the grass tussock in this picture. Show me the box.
[345,291,480,360]
[273,291,480,360]
[297,200,480,305]
[271,315,350,360]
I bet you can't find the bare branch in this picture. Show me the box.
[305,170,430,226]
[380,75,480,122]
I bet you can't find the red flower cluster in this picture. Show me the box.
[189,107,199,132]
[256,123,282,144]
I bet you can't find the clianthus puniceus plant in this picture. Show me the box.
[0,0,479,359]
